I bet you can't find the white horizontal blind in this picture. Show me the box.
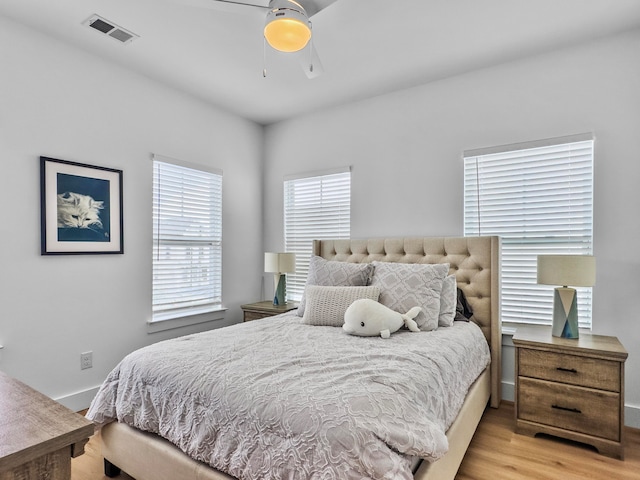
[284,169,351,301]
[464,136,594,328]
[152,158,222,320]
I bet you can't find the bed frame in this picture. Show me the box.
[100,236,501,480]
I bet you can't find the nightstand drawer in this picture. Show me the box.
[519,348,620,392]
[244,311,271,322]
[241,301,299,322]
[518,377,620,441]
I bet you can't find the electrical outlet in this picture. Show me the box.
[80,351,93,370]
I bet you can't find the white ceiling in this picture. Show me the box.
[2,0,640,125]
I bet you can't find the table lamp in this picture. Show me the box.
[264,252,296,306]
[537,255,596,339]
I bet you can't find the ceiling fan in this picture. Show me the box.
[175,0,340,78]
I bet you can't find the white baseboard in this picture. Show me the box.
[625,404,640,429]
[501,380,640,429]
[501,380,514,403]
[55,386,99,412]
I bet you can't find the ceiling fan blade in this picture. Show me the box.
[299,0,339,18]
[161,0,268,15]
[210,0,270,10]
[297,42,324,79]
[195,0,337,16]
[159,0,338,17]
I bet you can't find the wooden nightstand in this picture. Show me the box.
[513,326,628,459]
[241,301,298,322]
[0,371,94,479]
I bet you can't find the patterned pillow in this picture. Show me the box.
[370,262,449,331]
[438,275,457,327]
[302,285,381,326]
[297,256,374,317]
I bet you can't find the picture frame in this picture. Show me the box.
[40,156,124,255]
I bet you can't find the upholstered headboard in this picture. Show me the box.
[313,236,501,407]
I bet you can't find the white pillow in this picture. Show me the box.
[297,256,374,317]
[370,262,449,331]
[438,275,457,327]
[301,285,381,327]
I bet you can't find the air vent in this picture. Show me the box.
[83,14,138,45]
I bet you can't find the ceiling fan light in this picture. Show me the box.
[264,9,311,53]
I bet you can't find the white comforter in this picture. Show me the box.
[87,314,490,480]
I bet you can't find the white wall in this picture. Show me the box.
[263,29,640,426]
[0,15,264,408]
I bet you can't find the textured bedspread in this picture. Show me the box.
[87,314,490,480]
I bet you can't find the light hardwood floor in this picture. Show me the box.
[72,403,640,480]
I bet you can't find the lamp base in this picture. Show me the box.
[273,273,286,306]
[551,287,579,339]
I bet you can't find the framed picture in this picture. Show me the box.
[40,156,123,255]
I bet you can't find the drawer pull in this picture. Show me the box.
[556,367,578,374]
[552,404,582,414]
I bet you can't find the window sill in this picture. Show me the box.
[502,325,518,336]
[148,307,227,334]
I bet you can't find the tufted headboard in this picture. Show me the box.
[313,236,501,407]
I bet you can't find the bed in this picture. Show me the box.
[87,236,501,480]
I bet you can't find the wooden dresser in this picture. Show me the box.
[0,371,94,480]
[241,301,298,322]
[513,326,627,459]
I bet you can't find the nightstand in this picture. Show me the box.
[513,326,627,459]
[0,371,94,479]
[241,301,298,322]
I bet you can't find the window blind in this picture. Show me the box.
[284,168,351,301]
[152,156,223,320]
[463,136,594,328]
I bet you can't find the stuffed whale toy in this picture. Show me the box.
[343,299,422,338]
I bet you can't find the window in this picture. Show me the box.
[463,134,594,328]
[152,155,223,321]
[284,168,351,301]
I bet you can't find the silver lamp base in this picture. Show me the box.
[551,287,579,339]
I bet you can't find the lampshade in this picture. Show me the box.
[537,255,596,287]
[264,1,311,53]
[264,252,296,274]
